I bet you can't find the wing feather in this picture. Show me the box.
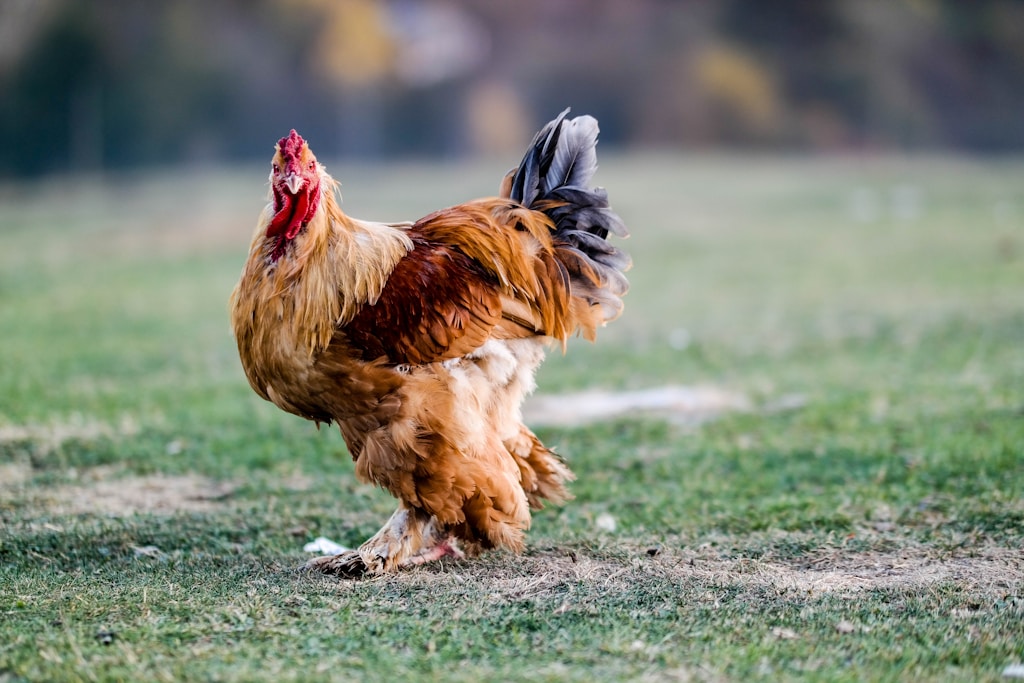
[342,238,503,365]
[341,199,575,365]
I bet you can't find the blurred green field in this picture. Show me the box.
[1,155,1022,682]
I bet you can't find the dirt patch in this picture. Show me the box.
[356,542,1023,606]
[0,462,34,489]
[0,415,140,454]
[14,470,236,516]
[526,547,1019,597]
[668,544,1023,596]
[0,418,233,516]
[523,385,751,428]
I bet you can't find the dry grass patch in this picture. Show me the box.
[324,538,1022,608]
[0,415,140,455]
[3,467,236,516]
[675,544,1023,596]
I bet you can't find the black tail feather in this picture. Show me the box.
[509,109,631,325]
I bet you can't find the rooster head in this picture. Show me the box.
[266,130,323,256]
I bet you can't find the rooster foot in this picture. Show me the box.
[302,506,463,577]
[302,550,367,578]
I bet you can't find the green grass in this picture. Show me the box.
[2,155,1023,682]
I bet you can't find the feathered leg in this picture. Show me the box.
[505,425,574,510]
[303,504,463,577]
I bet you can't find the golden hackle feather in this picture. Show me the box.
[230,174,413,360]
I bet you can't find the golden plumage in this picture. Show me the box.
[230,113,629,575]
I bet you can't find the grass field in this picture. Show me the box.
[1,154,1022,682]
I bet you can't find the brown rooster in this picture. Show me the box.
[230,110,630,576]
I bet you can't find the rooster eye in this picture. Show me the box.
[308,161,316,170]
[272,163,280,173]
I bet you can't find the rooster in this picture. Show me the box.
[230,110,630,576]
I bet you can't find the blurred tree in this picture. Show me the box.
[2,0,1024,177]
[0,4,106,174]
[692,42,783,144]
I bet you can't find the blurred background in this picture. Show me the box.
[3,0,1024,177]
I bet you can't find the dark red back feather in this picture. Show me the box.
[344,237,503,365]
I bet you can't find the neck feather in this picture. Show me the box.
[268,178,414,354]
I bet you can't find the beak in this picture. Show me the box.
[284,173,303,195]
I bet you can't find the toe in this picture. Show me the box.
[301,551,368,578]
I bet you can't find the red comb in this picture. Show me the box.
[277,129,306,160]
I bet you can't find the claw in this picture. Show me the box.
[301,550,368,578]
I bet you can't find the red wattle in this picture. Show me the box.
[267,191,295,238]
[265,180,322,260]
[285,189,311,240]
[300,182,322,232]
